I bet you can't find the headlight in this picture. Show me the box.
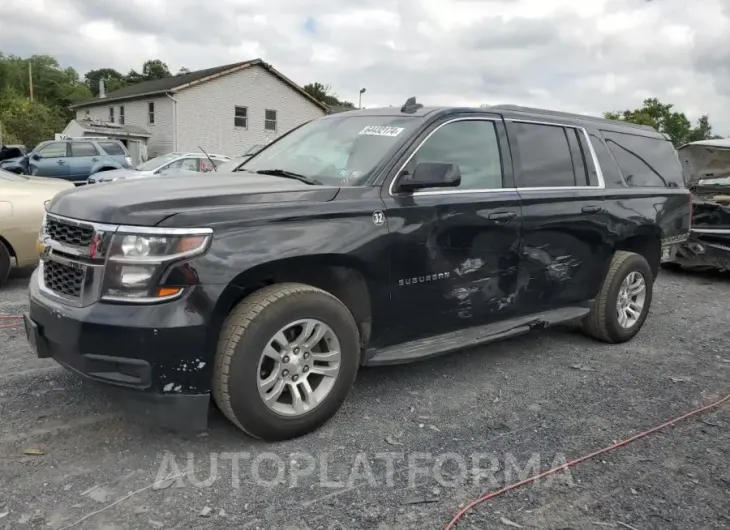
[101,229,212,302]
[125,156,132,166]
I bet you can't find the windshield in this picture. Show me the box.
[243,115,420,186]
[243,144,265,156]
[0,169,29,181]
[135,153,182,171]
[216,158,245,173]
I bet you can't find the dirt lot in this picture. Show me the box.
[0,267,728,530]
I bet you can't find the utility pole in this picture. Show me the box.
[359,87,366,109]
[28,61,34,102]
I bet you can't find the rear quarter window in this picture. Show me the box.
[98,141,127,156]
[600,130,684,188]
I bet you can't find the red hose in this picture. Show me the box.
[445,392,730,529]
[0,315,23,329]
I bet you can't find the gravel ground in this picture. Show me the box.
[0,267,728,530]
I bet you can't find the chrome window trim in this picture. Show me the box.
[388,116,607,197]
[691,228,730,234]
[388,117,503,198]
[505,118,606,191]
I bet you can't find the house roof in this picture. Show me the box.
[71,59,328,111]
[73,119,151,138]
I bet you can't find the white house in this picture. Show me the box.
[68,59,328,162]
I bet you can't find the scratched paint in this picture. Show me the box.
[547,255,582,281]
[455,258,485,276]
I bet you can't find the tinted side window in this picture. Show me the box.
[601,131,683,188]
[98,141,125,155]
[38,142,68,158]
[70,142,99,157]
[513,122,578,187]
[409,120,503,190]
[588,132,623,187]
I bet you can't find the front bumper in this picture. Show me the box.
[26,268,212,431]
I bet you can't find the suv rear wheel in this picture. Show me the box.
[213,283,360,441]
[582,250,653,343]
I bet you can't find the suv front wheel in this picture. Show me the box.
[582,250,653,343]
[213,283,360,441]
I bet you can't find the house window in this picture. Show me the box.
[119,106,125,125]
[148,102,155,124]
[234,106,248,128]
[109,107,114,123]
[85,110,90,119]
[265,109,277,131]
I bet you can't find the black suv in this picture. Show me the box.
[25,101,691,441]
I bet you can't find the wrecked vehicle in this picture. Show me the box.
[674,139,730,271]
[24,101,690,441]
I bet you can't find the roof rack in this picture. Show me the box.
[489,104,658,132]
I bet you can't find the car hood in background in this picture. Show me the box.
[48,173,341,226]
[88,168,153,182]
[677,139,730,187]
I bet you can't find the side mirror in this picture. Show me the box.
[396,162,461,192]
[31,153,41,161]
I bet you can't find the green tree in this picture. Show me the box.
[84,68,126,96]
[0,91,66,148]
[302,82,355,109]
[604,98,722,147]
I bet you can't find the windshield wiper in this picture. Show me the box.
[254,169,322,185]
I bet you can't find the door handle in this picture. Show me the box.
[581,206,603,214]
[57,160,66,165]
[488,211,517,222]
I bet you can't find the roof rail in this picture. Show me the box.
[489,104,658,132]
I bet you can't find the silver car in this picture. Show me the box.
[87,152,230,183]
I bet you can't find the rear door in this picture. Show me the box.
[31,142,70,178]
[69,141,101,181]
[380,114,523,344]
[505,118,610,313]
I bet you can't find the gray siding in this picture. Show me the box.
[75,97,173,157]
[174,64,325,155]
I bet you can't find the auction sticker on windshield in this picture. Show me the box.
[358,126,405,137]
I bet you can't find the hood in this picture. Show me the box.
[47,173,340,226]
[88,168,148,182]
[677,139,730,187]
[1,175,74,202]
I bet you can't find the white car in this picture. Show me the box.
[86,152,230,183]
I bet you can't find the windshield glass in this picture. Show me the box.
[243,115,420,186]
[243,144,265,156]
[216,158,245,173]
[0,169,29,181]
[135,153,182,171]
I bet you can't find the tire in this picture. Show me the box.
[0,240,11,288]
[213,282,360,441]
[582,251,653,344]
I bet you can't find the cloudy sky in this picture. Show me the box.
[2,0,729,132]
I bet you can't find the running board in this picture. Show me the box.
[364,306,590,366]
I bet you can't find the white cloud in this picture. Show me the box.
[1,0,729,133]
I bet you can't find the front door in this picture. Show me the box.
[69,141,101,181]
[30,142,70,178]
[380,114,523,345]
[504,119,609,313]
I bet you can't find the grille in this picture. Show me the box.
[46,217,94,247]
[43,260,85,298]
